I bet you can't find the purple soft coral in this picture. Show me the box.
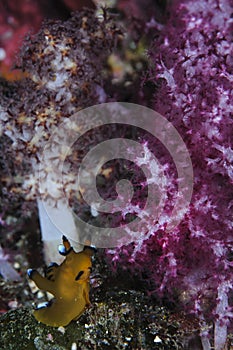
[106,0,233,348]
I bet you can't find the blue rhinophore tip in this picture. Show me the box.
[58,244,66,255]
[36,302,49,310]
[48,262,59,268]
[84,245,97,253]
[27,268,35,279]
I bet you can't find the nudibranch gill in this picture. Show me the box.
[27,235,96,327]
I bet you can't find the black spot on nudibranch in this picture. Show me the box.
[47,274,54,280]
[75,271,84,281]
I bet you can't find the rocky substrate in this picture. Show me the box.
[0,288,209,350]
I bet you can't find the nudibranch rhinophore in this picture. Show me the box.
[27,235,96,327]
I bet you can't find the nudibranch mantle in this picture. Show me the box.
[28,235,96,327]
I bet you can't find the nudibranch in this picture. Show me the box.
[27,235,96,327]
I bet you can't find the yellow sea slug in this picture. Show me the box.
[27,235,96,327]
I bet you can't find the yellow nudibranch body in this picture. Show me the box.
[28,236,95,327]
